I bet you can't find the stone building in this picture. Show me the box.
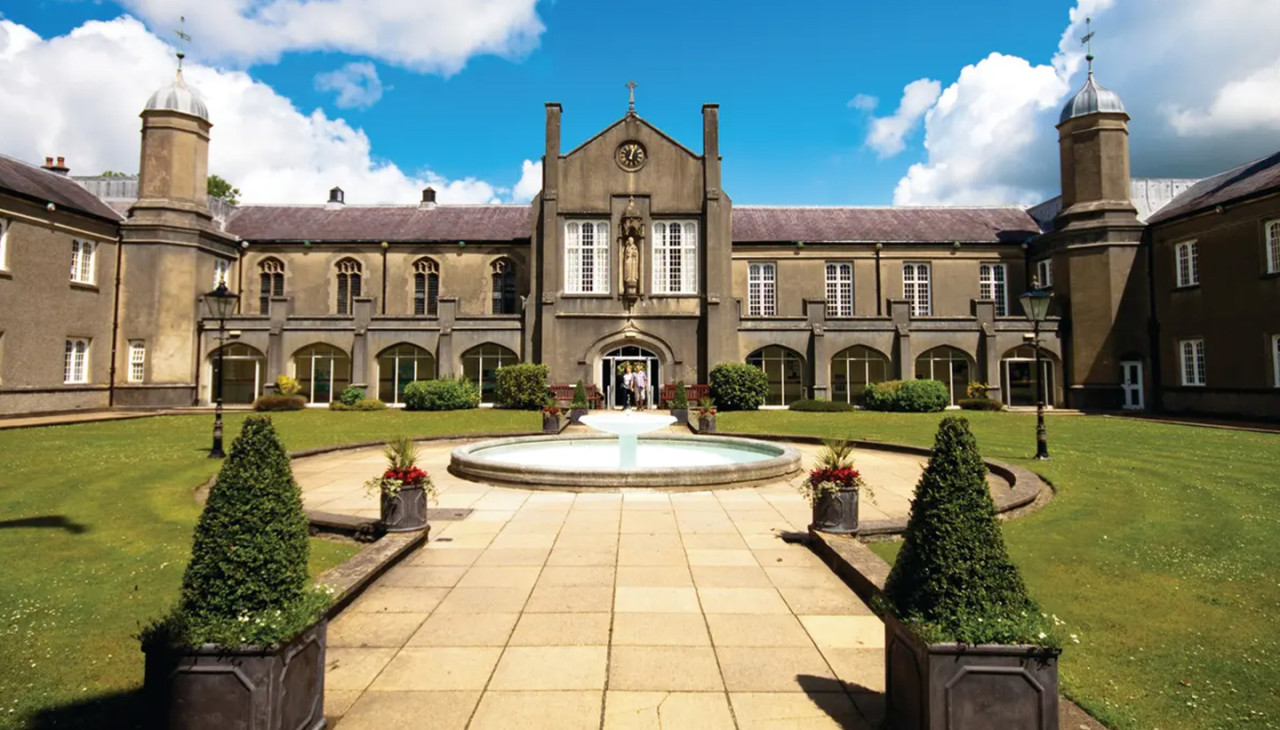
[0,60,1275,419]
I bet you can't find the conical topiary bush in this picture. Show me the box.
[166,415,324,646]
[883,415,1048,645]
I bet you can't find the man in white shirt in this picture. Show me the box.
[621,362,634,410]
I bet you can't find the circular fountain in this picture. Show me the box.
[450,411,801,490]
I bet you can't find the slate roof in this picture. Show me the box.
[226,205,535,242]
[1146,151,1280,225]
[730,206,1040,244]
[0,154,123,222]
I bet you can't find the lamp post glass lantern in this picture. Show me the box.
[203,282,239,459]
[1018,278,1052,460]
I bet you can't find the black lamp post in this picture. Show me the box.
[203,282,239,459]
[1018,278,1053,460]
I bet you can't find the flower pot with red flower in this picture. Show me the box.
[365,436,435,533]
[541,401,565,433]
[695,397,717,433]
[800,439,871,534]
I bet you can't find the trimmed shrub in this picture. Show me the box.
[966,381,991,399]
[338,385,365,407]
[571,380,589,409]
[882,416,1049,646]
[495,363,550,410]
[671,381,689,410]
[959,397,1003,411]
[865,379,949,412]
[274,375,302,396]
[157,416,326,647]
[329,398,388,411]
[709,363,769,411]
[253,394,306,411]
[788,398,854,413]
[403,377,481,411]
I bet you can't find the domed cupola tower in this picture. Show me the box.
[133,62,213,221]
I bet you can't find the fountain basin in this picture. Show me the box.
[449,433,802,490]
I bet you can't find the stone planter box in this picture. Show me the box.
[810,487,860,534]
[542,412,565,433]
[569,407,589,424]
[696,412,716,433]
[143,619,327,730]
[670,408,688,426]
[381,483,428,533]
[885,612,1060,730]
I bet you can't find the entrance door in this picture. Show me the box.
[1120,361,1144,409]
[601,346,660,409]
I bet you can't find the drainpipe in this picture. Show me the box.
[107,231,124,408]
[874,244,883,316]
[1143,226,1161,412]
[380,242,388,315]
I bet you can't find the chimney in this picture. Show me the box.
[544,103,561,200]
[326,186,345,209]
[702,104,721,197]
[420,186,437,209]
[42,156,70,175]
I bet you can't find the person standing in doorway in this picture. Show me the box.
[622,362,634,410]
[634,364,648,409]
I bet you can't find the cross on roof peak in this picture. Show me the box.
[174,15,191,69]
[626,80,637,114]
[1081,16,1095,76]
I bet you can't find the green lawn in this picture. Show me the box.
[722,411,1280,730]
[0,409,536,729]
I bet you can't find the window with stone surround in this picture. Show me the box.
[64,338,89,384]
[747,262,776,317]
[652,221,698,294]
[1180,338,1205,386]
[336,258,362,315]
[70,239,95,285]
[128,340,146,383]
[565,220,610,294]
[1175,241,1199,287]
[979,263,1008,316]
[903,262,931,316]
[825,263,853,317]
[258,258,285,314]
[414,258,440,316]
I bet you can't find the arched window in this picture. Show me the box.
[491,259,518,314]
[210,343,266,404]
[258,258,285,314]
[914,346,972,406]
[414,258,440,316]
[336,258,362,315]
[462,343,518,403]
[831,345,889,405]
[292,344,351,404]
[747,346,807,406]
[1001,344,1055,407]
[377,344,436,404]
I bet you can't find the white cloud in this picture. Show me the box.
[889,0,1280,205]
[847,94,878,111]
[0,17,532,206]
[315,61,385,109]
[865,79,941,158]
[111,0,544,74]
[512,159,542,203]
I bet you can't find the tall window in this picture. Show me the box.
[1175,242,1199,287]
[747,346,806,406]
[70,240,95,284]
[915,346,971,406]
[652,221,698,294]
[64,338,89,384]
[825,263,853,317]
[293,344,352,403]
[1179,339,1205,386]
[377,344,436,404]
[979,263,1008,316]
[491,259,518,314]
[211,343,265,404]
[258,258,285,314]
[127,340,146,383]
[831,345,889,404]
[413,258,440,316]
[565,221,610,293]
[336,258,362,315]
[747,262,776,317]
[0,219,9,270]
[213,259,231,288]
[462,343,518,403]
[1035,258,1053,288]
[1266,220,1280,274]
[903,263,931,316]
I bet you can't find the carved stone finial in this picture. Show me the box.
[626,80,637,113]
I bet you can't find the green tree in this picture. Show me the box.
[207,174,241,205]
[98,170,132,178]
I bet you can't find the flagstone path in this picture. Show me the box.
[291,437,946,729]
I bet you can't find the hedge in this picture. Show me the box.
[865,379,949,412]
[958,397,1003,411]
[253,394,307,411]
[329,398,388,411]
[709,363,770,411]
[403,377,481,411]
[788,398,854,413]
[495,363,550,410]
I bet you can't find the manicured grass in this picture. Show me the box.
[0,409,536,729]
[722,411,1280,730]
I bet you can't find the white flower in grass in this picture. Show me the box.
[1038,631,1047,640]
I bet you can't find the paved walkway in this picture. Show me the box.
[294,440,909,729]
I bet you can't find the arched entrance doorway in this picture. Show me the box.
[292,344,351,404]
[210,343,265,404]
[831,345,890,406]
[747,346,807,406]
[1001,345,1056,407]
[377,344,436,405]
[601,345,661,409]
[461,344,518,403]
[914,346,972,406]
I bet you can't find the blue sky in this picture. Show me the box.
[2,0,1277,206]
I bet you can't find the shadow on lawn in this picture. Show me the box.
[796,673,886,728]
[0,515,88,533]
[28,687,146,729]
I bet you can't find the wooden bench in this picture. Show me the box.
[549,384,603,409]
[659,383,711,408]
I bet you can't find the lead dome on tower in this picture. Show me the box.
[144,70,209,121]
[1059,73,1125,124]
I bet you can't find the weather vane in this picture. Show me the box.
[626,80,637,114]
[1081,16,1095,75]
[175,16,191,69]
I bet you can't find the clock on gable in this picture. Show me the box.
[616,141,647,171]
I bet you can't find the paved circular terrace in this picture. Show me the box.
[293,433,1022,729]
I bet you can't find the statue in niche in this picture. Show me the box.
[620,196,643,300]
